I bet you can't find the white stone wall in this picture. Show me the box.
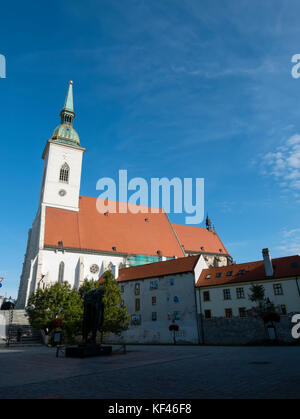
[38,249,125,289]
[186,252,231,268]
[116,271,199,344]
[0,312,7,342]
[41,141,84,212]
[196,277,300,317]
[194,255,208,284]
[203,254,229,268]
[16,208,43,308]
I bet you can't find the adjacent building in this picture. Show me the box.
[108,255,207,344]
[195,251,300,320]
[108,249,300,344]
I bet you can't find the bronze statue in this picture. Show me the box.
[66,286,112,357]
[82,287,104,344]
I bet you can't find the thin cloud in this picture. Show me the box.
[260,134,300,192]
[276,228,300,255]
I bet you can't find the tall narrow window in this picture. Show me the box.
[135,283,140,295]
[59,163,70,183]
[236,287,245,299]
[225,308,233,318]
[58,261,65,283]
[239,307,247,318]
[203,291,210,301]
[135,298,140,311]
[223,289,231,300]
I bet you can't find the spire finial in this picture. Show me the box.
[206,213,212,231]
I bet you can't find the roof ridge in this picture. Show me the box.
[79,195,165,213]
[201,254,300,271]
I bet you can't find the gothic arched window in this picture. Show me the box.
[58,261,65,283]
[59,163,70,183]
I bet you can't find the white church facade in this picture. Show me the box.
[17,81,232,308]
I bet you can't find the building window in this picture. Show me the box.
[170,278,175,286]
[131,315,141,326]
[173,296,179,303]
[135,283,140,295]
[205,274,211,279]
[236,287,245,299]
[173,311,180,320]
[225,308,233,318]
[150,280,158,289]
[223,289,231,300]
[152,296,156,305]
[203,291,210,302]
[273,283,283,295]
[280,305,287,315]
[58,261,64,283]
[226,271,233,277]
[59,163,70,183]
[38,279,45,290]
[239,307,247,318]
[216,272,222,278]
[152,312,157,321]
[135,298,140,312]
[204,310,212,319]
[120,285,124,293]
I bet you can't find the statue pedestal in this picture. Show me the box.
[65,344,112,358]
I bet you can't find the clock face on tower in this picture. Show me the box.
[58,189,67,197]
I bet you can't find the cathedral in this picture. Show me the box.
[16,82,232,308]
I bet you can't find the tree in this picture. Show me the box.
[78,278,100,301]
[99,271,130,342]
[26,282,83,342]
[248,284,265,304]
[248,283,279,324]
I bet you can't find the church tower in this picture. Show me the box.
[17,82,85,308]
[39,81,85,212]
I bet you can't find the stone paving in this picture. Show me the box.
[0,344,299,398]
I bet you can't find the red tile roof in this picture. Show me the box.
[117,255,200,283]
[44,196,185,257]
[172,224,229,255]
[196,255,300,288]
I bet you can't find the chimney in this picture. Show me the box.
[262,248,274,277]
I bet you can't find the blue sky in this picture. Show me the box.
[1,0,300,298]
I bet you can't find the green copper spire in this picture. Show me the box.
[51,81,81,147]
[60,80,75,125]
[63,80,74,113]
